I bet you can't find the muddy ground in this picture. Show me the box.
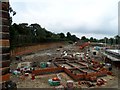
[10,44,119,89]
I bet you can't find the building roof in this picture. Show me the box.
[106,49,120,55]
[103,49,120,61]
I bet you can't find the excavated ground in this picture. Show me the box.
[10,44,119,89]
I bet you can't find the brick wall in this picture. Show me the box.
[0,0,10,83]
[32,67,64,75]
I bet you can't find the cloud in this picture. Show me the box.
[10,0,119,39]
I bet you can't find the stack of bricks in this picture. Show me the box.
[0,0,10,85]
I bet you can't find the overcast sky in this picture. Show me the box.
[10,0,119,39]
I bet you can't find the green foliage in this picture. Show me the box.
[10,23,79,49]
[80,35,120,45]
[67,32,72,39]
[109,38,114,45]
[97,35,120,45]
[81,36,89,42]
[66,32,79,42]
[58,33,65,39]
[114,35,120,44]
[81,36,86,40]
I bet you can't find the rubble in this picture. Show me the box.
[10,44,118,88]
[96,78,107,86]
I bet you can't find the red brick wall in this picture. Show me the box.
[0,1,10,83]
[32,67,63,75]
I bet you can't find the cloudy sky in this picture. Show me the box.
[10,0,119,39]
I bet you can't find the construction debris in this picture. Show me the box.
[78,81,95,87]
[96,78,107,86]
[10,44,118,88]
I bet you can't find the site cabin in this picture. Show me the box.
[104,49,120,68]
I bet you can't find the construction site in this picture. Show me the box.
[1,1,120,90]
[9,42,119,89]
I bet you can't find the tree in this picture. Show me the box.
[58,33,65,39]
[10,22,79,48]
[93,38,98,42]
[109,38,114,45]
[9,5,16,25]
[66,32,72,39]
[45,31,53,38]
[104,37,108,44]
[9,4,17,49]
[81,36,89,42]
[71,35,79,42]
[114,35,120,44]
[90,37,94,42]
[81,36,86,40]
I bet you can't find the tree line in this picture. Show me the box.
[10,23,79,49]
[81,35,120,45]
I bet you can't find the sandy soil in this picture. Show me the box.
[10,44,119,89]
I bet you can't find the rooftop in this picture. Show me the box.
[106,49,120,55]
